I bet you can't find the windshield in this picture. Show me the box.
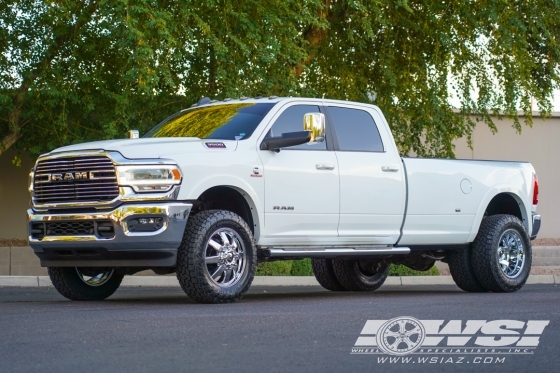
[144,102,275,140]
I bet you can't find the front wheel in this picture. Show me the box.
[176,210,257,303]
[48,267,123,301]
[470,214,532,292]
[332,259,390,291]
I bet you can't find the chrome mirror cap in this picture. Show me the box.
[303,113,326,142]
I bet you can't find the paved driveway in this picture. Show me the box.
[1,285,559,373]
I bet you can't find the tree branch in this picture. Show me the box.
[0,131,22,156]
[4,1,100,154]
[294,0,332,77]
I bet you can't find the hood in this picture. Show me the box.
[47,137,238,159]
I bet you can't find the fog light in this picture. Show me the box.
[128,217,164,232]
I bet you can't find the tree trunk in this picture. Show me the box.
[1,1,100,156]
[294,0,332,77]
[0,132,22,156]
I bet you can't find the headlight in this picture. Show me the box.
[116,165,182,192]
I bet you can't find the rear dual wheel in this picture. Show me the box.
[449,214,531,293]
[312,258,390,292]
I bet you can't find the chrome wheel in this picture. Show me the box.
[204,228,247,288]
[497,229,525,279]
[75,268,114,287]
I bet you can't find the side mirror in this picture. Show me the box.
[303,113,326,142]
[260,131,311,151]
[129,130,140,139]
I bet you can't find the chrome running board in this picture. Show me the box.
[260,246,410,259]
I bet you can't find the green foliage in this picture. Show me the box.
[290,259,313,276]
[256,259,313,276]
[388,264,440,277]
[256,260,293,276]
[256,260,439,276]
[2,1,560,157]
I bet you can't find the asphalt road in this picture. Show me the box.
[1,284,559,373]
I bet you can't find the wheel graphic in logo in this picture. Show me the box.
[376,317,425,356]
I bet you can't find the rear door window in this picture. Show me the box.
[328,107,384,152]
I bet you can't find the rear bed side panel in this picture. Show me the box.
[465,165,535,242]
[398,158,533,245]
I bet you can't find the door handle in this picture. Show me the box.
[382,165,399,172]
[316,164,335,170]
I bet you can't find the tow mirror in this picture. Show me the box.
[303,113,325,142]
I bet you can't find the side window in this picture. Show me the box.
[328,107,384,152]
[268,105,327,150]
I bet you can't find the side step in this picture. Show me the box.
[260,246,410,259]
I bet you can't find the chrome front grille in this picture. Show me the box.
[33,156,119,204]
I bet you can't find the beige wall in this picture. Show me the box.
[453,114,560,238]
[0,150,34,240]
[0,114,558,241]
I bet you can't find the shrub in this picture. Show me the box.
[256,260,293,276]
[256,260,439,276]
[290,258,313,276]
[388,264,439,276]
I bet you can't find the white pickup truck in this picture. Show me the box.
[27,97,541,303]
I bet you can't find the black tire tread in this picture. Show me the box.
[332,259,390,291]
[48,267,123,301]
[447,248,487,292]
[176,210,256,304]
[471,214,532,293]
[311,258,346,291]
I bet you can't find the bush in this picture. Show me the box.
[290,258,313,276]
[256,260,439,276]
[256,259,314,276]
[255,260,293,276]
[388,264,439,276]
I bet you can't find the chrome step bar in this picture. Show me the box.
[261,246,410,259]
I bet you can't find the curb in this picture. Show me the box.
[0,275,556,287]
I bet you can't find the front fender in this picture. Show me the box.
[180,174,264,241]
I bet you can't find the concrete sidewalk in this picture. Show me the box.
[0,274,557,287]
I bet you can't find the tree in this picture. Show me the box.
[1,0,559,159]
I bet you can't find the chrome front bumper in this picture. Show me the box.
[27,202,192,267]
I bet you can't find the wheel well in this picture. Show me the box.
[484,193,522,221]
[195,186,255,233]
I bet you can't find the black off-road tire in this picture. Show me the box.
[176,210,257,304]
[471,214,532,293]
[447,247,487,292]
[311,258,347,291]
[332,259,390,291]
[48,267,123,301]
